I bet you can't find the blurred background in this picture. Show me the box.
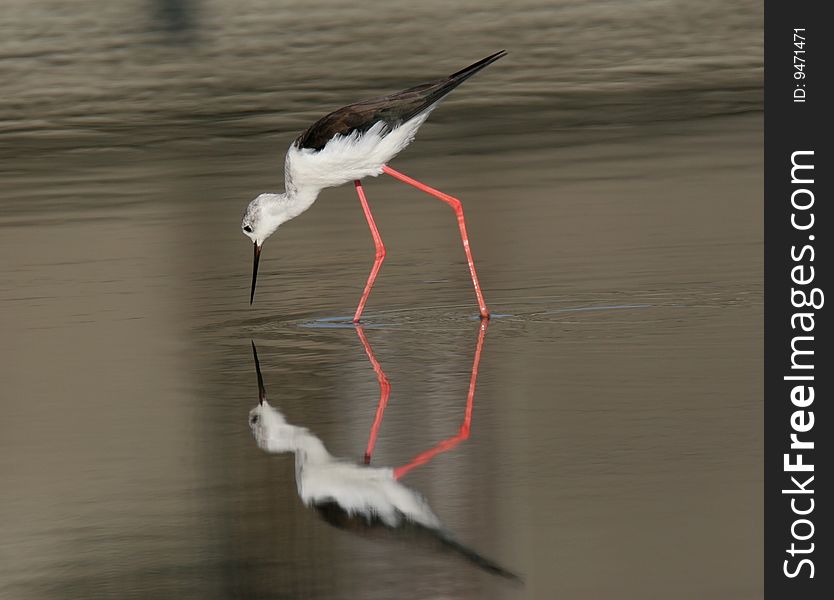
[0,1,762,598]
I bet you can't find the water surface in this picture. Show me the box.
[1,1,762,598]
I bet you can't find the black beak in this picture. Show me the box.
[250,243,262,305]
[251,340,267,405]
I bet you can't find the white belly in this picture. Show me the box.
[284,112,431,191]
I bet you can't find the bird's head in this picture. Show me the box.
[248,402,296,454]
[248,341,295,454]
[241,193,285,245]
[242,193,287,304]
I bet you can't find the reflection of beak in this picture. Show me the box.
[250,243,262,305]
[251,340,267,405]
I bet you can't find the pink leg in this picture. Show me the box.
[393,319,489,480]
[382,165,490,320]
[355,325,391,464]
[353,180,386,323]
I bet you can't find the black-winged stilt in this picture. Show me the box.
[241,51,507,321]
[248,338,518,581]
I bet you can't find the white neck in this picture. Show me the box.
[288,426,332,466]
[255,404,332,465]
[282,181,321,221]
[261,184,320,230]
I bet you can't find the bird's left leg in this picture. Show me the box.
[353,180,386,323]
[382,165,490,319]
[355,325,391,464]
[393,319,489,480]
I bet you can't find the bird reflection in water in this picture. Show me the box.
[248,322,520,581]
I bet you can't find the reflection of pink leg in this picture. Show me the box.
[353,180,386,323]
[356,325,391,464]
[382,165,490,320]
[393,319,489,480]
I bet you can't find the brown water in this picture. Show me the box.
[1,1,762,598]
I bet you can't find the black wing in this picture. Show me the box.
[295,50,507,151]
[312,498,522,582]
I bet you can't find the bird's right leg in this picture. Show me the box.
[353,180,386,323]
[382,165,490,320]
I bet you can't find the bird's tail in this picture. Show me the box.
[435,527,523,583]
[448,50,508,83]
[401,51,507,122]
[430,50,508,102]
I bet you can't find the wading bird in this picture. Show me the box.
[248,340,519,581]
[242,51,506,321]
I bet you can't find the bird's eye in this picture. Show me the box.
[243,225,253,233]
[250,414,259,425]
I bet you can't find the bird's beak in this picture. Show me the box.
[250,242,262,305]
[251,340,267,405]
